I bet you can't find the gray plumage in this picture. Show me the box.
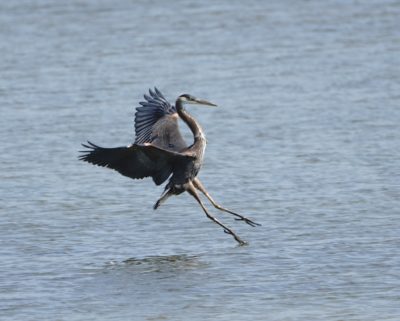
[79,88,260,245]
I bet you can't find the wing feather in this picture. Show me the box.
[134,88,188,151]
[80,88,191,186]
[150,115,187,152]
[79,141,193,185]
[134,87,176,144]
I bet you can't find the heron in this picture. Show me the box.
[79,88,260,245]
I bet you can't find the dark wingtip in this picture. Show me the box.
[154,87,166,100]
[79,141,99,161]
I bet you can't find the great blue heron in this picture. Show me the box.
[79,88,260,245]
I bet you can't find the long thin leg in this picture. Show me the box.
[193,178,261,227]
[154,188,174,210]
[186,182,247,246]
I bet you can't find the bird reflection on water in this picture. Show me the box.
[103,254,207,274]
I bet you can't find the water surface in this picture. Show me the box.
[1,0,399,320]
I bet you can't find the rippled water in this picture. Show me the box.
[1,0,400,320]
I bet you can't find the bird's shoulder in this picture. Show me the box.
[150,113,188,152]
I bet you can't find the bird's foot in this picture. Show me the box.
[234,217,261,227]
[223,229,248,246]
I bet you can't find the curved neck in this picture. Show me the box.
[176,100,205,141]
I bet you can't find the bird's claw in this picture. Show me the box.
[223,229,248,246]
[234,217,261,227]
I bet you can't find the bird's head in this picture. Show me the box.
[177,94,217,107]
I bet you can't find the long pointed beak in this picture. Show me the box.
[194,98,217,107]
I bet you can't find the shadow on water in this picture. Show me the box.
[103,254,208,274]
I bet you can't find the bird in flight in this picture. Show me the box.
[79,88,260,245]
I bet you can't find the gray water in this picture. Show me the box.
[1,0,400,320]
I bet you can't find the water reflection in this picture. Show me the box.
[104,254,207,274]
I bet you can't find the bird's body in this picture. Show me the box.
[163,105,207,196]
[80,88,259,245]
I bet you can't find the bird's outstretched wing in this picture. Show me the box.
[135,88,187,152]
[79,141,194,185]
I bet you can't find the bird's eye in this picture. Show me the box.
[168,143,174,148]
